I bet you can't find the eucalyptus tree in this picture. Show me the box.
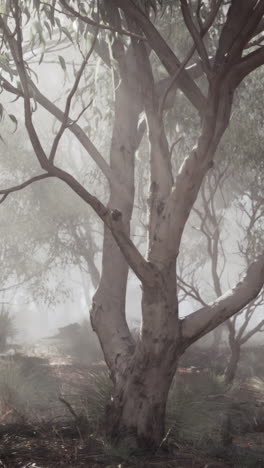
[1,0,264,450]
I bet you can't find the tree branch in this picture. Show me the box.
[0,6,50,172]
[0,5,156,288]
[182,254,264,343]
[58,0,145,40]
[233,45,264,86]
[0,76,114,185]
[49,27,98,164]
[116,0,206,113]
[0,174,53,203]
[46,165,158,287]
[180,0,211,77]
[241,319,264,344]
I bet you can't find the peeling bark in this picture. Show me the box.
[107,355,179,450]
[105,258,182,448]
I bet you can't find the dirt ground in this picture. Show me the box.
[0,422,231,468]
[0,356,263,467]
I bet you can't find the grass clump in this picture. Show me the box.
[166,371,235,454]
[0,355,60,423]
[80,369,113,431]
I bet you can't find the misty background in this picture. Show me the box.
[0,15,263,348]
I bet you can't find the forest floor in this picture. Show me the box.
[0,353,264,467]
[0,420,232,468]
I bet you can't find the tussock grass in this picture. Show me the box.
[80,369,112,431]
[166,371,233,453]
[0,355,60,423]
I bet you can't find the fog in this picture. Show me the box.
[1,4,264,467]
[0,0,262,374]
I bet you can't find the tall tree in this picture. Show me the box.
[0,0,264,449]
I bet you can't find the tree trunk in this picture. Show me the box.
[224,343,240,385]
[212,324,224,350]
[0,335,6,352]
[91,42,141,376]
[106,271,180,450]
[107,357,178,450]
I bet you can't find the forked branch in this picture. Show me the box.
[182,254,264,343]
[0,174,52,203]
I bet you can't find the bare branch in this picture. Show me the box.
[180,0,211,77]
[160,0,221,110]
[116,0,206,113]
[0,76,114,185]
[159,45,197,117]
[214,1,264,68]
[233,45,264,86]
[49,28,98,164]
[58,0,145,40]
[47,165,158,287]
[177,274,208,307]
[241,319,264,345]
[0,174,53,203]
[0,5,50,172]
[182,253,264,343]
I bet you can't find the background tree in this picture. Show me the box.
[225,181,264,383]
[0,307,16,352]
[179,166,264,383]
[0,0,264,450]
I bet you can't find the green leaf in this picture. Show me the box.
[55,17,62,43]
[33,20,46,45]
[44,21,52,40]
[58,55,66,72]
[0,2,6,14]
[23,6,31,25]
[39,51,45,65]
[10,94,21,103]
[8,114,18,132]
[62,26,74,44]
[0,55,14,82]
[43,4,55,27]
[55,17,61,28]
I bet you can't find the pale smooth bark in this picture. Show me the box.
[182,254,264,344]
[91,41,144,377]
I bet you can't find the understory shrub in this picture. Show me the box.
[55,320,103,365]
